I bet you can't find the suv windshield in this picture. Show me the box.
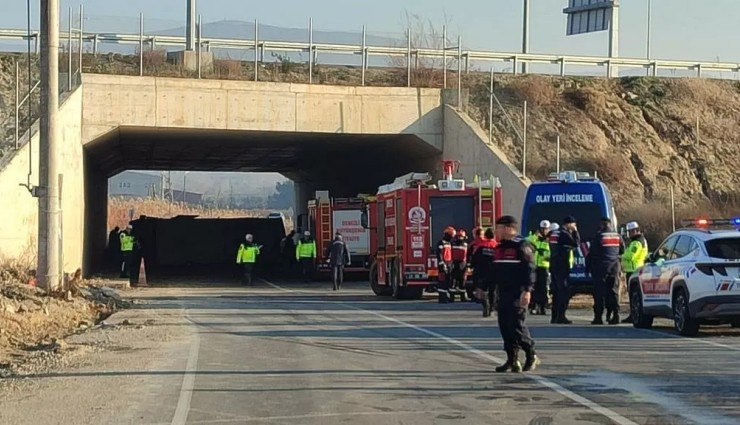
[705,237,740,259]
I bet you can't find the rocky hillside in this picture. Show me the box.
[466,74,740,228]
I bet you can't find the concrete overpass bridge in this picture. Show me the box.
[0,74,527,276]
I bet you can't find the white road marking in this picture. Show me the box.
[171,332,201,425]
[261,280,638,425]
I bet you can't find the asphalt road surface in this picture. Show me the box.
[2,279,740,425]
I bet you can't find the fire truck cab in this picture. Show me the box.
[361,161,503,299]
[307,191,371,275]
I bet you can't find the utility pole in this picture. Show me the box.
[186,0,196,51]
[38,0,61,291]
[522,0,530,74]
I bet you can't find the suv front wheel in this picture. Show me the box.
[631,286,653,329]
[673,289,700,337]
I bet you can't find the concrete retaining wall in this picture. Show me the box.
[443,105,530,221]
[0,88,85,271]
[81,75,444,149]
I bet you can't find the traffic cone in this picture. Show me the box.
[137,257,148,287]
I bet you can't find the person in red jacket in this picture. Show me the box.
[436,226,456,304]
[450,229,469,302]
[465,228,484,302]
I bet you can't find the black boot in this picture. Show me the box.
[608,313,620,325]
[550,308,558,324]
[591,317,604,325]
[622,314,633,324]
[495,351,522,373]
[558,313,573,325]
[523,353,540,372]
[482,299,491,317]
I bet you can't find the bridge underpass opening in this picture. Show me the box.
[83,126,441,278]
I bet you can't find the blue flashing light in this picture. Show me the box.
[733,217,740,226]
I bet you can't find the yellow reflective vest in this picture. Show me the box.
[296,238,317,260]
[236,243,260,264]
[120,233,135,252]
[621,234,648,273]
[527,232,550,269]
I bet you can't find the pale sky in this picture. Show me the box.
[2,0,738,63]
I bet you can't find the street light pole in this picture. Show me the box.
[186,0,196,51]
[647,0,652,59]
[38,0,61,291]
[522,0,530,74]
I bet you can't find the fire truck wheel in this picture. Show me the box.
[369,262,392,297]
[408,287,425,300]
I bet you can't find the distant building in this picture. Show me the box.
[109,171,162,198]
[166,189,203,205]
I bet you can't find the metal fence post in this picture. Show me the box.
[522,100,528,176]
[197,15,202,79]
[556,135,561,173]
[68,7,72,90]
[457,35,462,108]
[488,67,493,144]
[670,186,676,231]
[78,4,83,76]
[139,12,144,76]
[93,34,98,55]
[254,19,259,82]
[361,25,366,86]
[15,61,19,149]
[442,25,447,88]
[308,18,313,84]
[406,27,411,87]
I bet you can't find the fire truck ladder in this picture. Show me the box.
[477,175,495,229]
[319,200,332,254]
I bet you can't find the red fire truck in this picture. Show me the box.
[307,192,371,275]
[360,161,503,299]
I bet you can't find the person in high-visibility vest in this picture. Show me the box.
[236,234,261,286]
[119,225,135,278]
[620,221,649,324]
[527,220,551,316]
[296,231,317,282]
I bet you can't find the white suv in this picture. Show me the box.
[628,219,740,336]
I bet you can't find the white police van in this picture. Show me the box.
[629,218,740,336]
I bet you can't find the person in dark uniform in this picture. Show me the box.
[491,216,539,373]
[466,228,484,303]
[473,228,498,317]
[450,229,469,302]
[549,216,580,324]
[327,232,351,291]
[436,226,456,303]
[586,218,625,325]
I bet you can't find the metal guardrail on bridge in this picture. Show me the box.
[2,26,740,80]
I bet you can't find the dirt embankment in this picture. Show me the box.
[465,74,740,240]
[0,270,130,374]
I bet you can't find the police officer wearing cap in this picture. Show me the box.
[621,221,649,324]
[491,215,539,373]
[549,216,580,324]
[586,217,625,325]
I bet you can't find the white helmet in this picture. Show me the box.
[549,222,560,232]
[539,220,551,229]
[626,221,639,231]
[245,234,253,241]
